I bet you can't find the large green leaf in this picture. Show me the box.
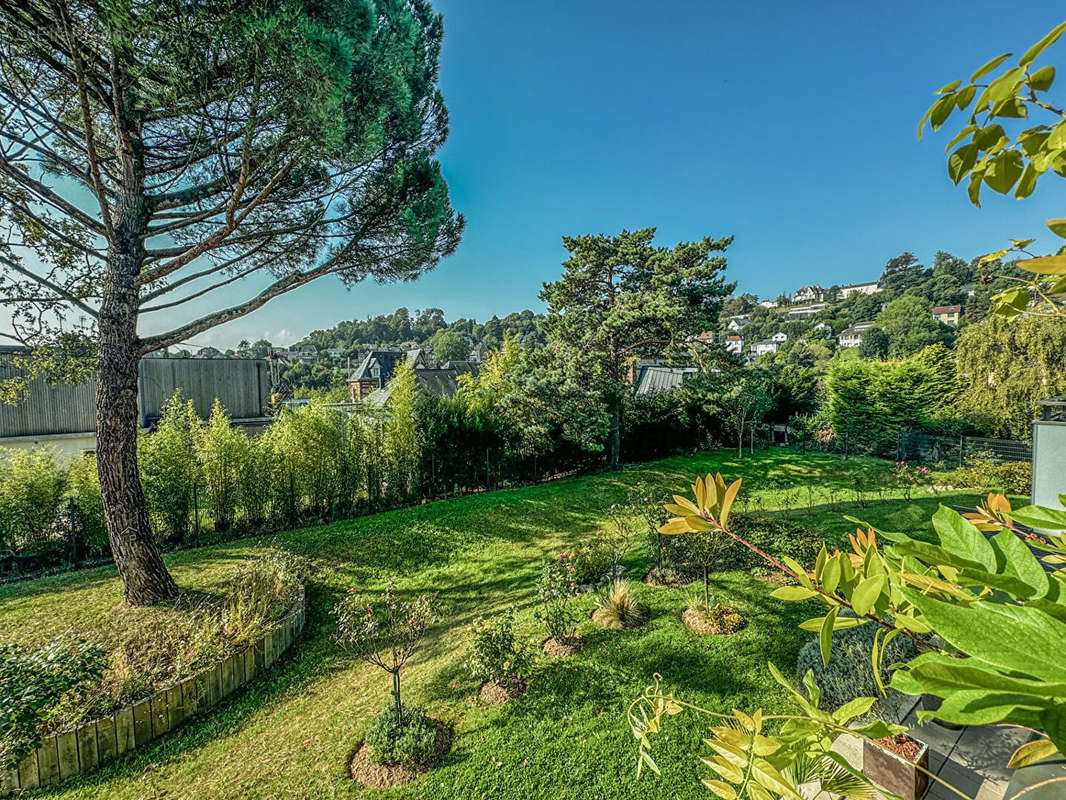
[990,530,1049,597]
[1020,21,1066,67]
[983,150,1024,194]
[933,690,1046,727]
[932,505,996,571]
[1011,504,1066,530]
[1041,704,1066,756]
[894,652,1066,698]
[902,590,1066,683]
[970,52,1012,83]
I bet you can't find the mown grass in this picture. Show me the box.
[0,448,997,799]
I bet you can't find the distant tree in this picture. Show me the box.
[775,293,791,306]
[857,326,889,359]
[712,370,776,458]
[427,328,469,364]
[931,251,972,283]
[916,274,965,307]
[0,0,463,604]
[540,228,734,468]
[956,315,1066,439]
[876,295,953,358]
[878,253,929,293]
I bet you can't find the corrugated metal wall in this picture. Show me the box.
[0,359,269,438]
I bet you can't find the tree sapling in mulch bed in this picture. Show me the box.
[467,606,534,705]
[333,583,449,788]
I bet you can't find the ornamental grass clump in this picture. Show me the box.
[593,579,646,629]
[467,607,534,693]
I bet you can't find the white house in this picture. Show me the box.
[751,339,780,357]
[786,303,827,320]
[759,299,778,308]
[838,321,875,348]
[931,304,962,325]
[839,281,879,299]
[793,285,825,303]
[771,331,788,343]
[725,335,743,354]
[726,315,752,332]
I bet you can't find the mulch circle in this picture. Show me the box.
[478,680,527,706]
[542,635,586,657]
[348,719,453,789]
[681,606,746,636]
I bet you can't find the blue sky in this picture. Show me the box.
[23,1,1066,348]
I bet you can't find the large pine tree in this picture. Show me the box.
[0,0,463,604]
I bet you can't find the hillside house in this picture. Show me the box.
[771,332,787,343]
[759,300,778,308]
[931,304,961,325]
[347,349,429,401]
[725,335,743,354]
[726,315,751,331]
[786,303,826,320]
[364,363,479,407]
[194,346,223,359]
[839,281,879,299]
[838,321,875,348]
[793,285,825,303]
[635,366,697,396]
[468,342,486,363]
[293,344,319,364]
[751,339,780,357]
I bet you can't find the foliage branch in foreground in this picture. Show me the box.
[629,473,1066,800]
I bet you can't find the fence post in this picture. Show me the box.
[66,498,78,568]
[959,435,965,468]
[192,483,200,544]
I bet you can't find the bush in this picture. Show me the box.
[67,454,108,557]
[139,391,201,542]
[195,400,251,532]
[795,620,920,714]
[0,633,107,769]
[725,515,824,573]
[594,579,645,629]
[534,557,579,641]
[220,548,306,642]
[468,607,534,689]
[0,448,68,553]
[365,705,440,767]
[949,455,1031,495]
[569,541,614,586]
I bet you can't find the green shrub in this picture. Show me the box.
[468,607,534,689]
[725,515,824,573]
[534,557,579,641]
[0,633,107,769]
[139,391,201,542]
[195,400,251,532]
[67,454,108,557]
[365,705,440,767]
[949,455,1032,495]
[0,448,68,553]
[569,541,613,586]
[594,578,645,629]
[795,620,919,713]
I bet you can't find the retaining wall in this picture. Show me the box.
[1,591,306,794]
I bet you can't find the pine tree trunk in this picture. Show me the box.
[609,399,621,470]
[96,166,178,606]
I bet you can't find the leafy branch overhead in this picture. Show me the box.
[920,20,1066,318]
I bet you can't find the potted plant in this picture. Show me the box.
[333,583,447,787]
[862,733,929,800]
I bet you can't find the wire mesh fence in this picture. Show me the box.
[895,431,1032,468]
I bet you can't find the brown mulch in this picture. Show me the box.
[542,635,586,657]
[753,570,794,586]
[681,606,746,635]
[874,733,923,762]
[348,719,452,789]
[478,680,527,706]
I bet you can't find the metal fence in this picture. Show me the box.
[896,430,1032,467]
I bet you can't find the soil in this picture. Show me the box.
[542,635,586,657]
[753,570,792,586]
[478,680,526,706]
[681,605,746,635]
[348,719,452,789]
[874,733,923,762]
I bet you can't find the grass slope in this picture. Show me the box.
[0,449,989,800]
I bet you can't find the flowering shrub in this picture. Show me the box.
[949,455,1032,495]
[534,557,579,641]
[893,461,931,499]
[569,542,614,586]
[467,607,534,689]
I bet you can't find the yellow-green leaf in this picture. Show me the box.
[819,607,838,667]
[970,52,1012,83]
[1048,218,1066,239]
[1020,21,1066,67]
[1008,738,1059,768]
[1019,255,1066,275]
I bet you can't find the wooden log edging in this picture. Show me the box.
[0,588,307,795]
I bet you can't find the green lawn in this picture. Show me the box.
[0,449,992,800]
